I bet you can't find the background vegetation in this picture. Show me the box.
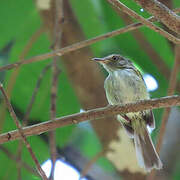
[0,0,179,179]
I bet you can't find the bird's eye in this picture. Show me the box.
[112,56,119,61]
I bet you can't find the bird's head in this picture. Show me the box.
[92,54,133,72]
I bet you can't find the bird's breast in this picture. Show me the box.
[104,69,149,105]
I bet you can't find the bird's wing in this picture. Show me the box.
[143,110,155,129]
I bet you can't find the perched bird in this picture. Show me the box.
[92,54,162,172]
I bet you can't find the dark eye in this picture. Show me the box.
[112,56,119,61]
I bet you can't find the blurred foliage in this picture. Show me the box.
[0,0,179,179]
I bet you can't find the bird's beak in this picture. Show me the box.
[91,57,108,63]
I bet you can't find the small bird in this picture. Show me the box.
[92,54,162,172]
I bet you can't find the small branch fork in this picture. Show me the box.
[0,8,179,73]
[0,85,48,180]
[0,95,179,145]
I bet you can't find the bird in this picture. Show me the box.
[92,54,162,172]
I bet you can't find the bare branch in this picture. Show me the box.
[0,8,179,73]
[23,64,51,122]
[80,150,105,178]
[12,26,45,179]
[0,145,39,177]
[0,95,179,145]
[15,64,50,179]
[7,25,45,97]
[147,45,180,180]
[134,0,180,34]
[49,0,64,179]
[107,0,180,44]
[0,85,48,180]
[0,26,45,132]
[157,46,180,153]
[113,8,172,86]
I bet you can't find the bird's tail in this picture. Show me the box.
[133,125,162,172]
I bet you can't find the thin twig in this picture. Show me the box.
[80,150,105,179]
[0,84,48,180]
[0,95,179,145]
[7,25,45,97]
[147,45,180,180]
[0,145,39,177]
[0,26,45,132]
[0,29,45,178]
[23,64,51,123]
[107,0,180,44]
[17,142,23,180]
[0,8,180,73]
[49,0,64,179]
[15,64,51,178]
[134,0,180,34]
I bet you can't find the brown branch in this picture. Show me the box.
[0,95,179,145]
[0,29,45,178]
[156,48,180,152]
[58,1,127,177]
[115,9,171,84]
[147,45,180,180]
[107,0,180,44]
[80,150,105,178]
[23,64,51,122]
[49,0,64,179]
[134,0,180,34]
[0,8,180,73]
[0,26,45,132]
[7,25,45,98]
[17,142,23,180]
[62,145,118,179]
[0,85,48,180]
[15,64,51,179]
[0,145,39,177]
